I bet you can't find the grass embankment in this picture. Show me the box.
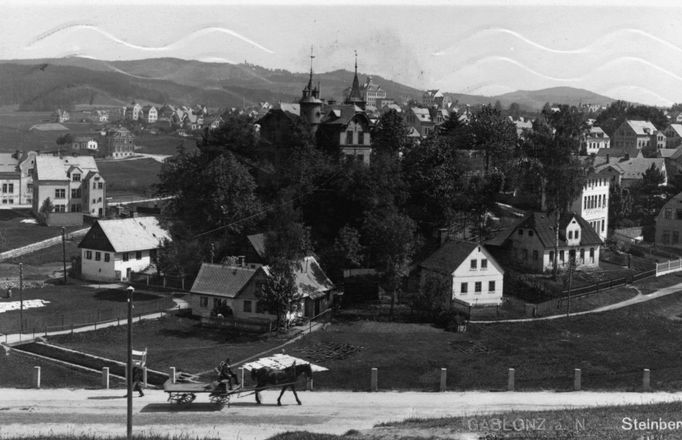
[0,348,100,388]
[0,209,82,252]
[49,315,286,374]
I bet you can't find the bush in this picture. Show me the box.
[434,308,467,332]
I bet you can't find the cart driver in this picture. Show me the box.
[215,357,240,391]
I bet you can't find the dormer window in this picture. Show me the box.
[72,174,81,182]
[575,230,580,240]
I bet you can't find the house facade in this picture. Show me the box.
[664,124,682,149]
[189,255,335,323]
[491,212,602,273]
[102,127,135,159]
[0,151,36,206]
[582,126,610,155]
[360,76,387,108]
[32,155,105,217]
[317,105,373,165]
[125,103,142,121]
[611,120,657,153]
[405,107,435,138]
[141,105,158,124]
[419,241,504,307]
[78,216,170,282]
[72,137,98,151]
[570,171,610,240]
[655,192,682,248]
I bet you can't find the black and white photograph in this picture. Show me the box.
[2,0,682,439]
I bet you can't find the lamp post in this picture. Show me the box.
[19,262,23,333]
[61,227,67,284]
[125,285,134,440]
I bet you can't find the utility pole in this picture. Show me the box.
[126,286,134,440]
[61,227,67,284]
[566,255,574,318]
[19,262,23,333]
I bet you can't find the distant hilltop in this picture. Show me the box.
[0,57,616,111]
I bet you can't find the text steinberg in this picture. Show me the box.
[622,417,682,431]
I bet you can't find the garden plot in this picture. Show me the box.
[0,299,49,313]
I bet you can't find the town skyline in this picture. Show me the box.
[4,1,682,106]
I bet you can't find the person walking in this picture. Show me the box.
[132,365,145,397]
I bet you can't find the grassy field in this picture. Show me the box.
[135,133,198,156]
[96,158,163,197]
[0,209,84,252]
[0,284,174,334]
[5,240,81,266]
[49,315,286,374]
[367,401,682,440]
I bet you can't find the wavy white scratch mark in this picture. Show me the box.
[28,23,274,54]
[432,27,682,57]
[442,55,682,84]
[600,86,673,106]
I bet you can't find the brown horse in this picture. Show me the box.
[250,362,312,405]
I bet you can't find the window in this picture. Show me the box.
[549,251,554,262]
[674,231,680,245]
[518,229,523,236]
[93,182,97,189]
[71,204,81,212]
[72,174,81,182]
[533,250,538,261]
[480,259,488,269]
[474,282,482,293]
[568,231,573,239]
[54,205,66,212]
[95,252,101,261]
[1,184,5,193]
[575,230,580,240]
[676,210,682,220]
[489,281,496,292]
[522,249,529,260]
[358,131,364,145]
[580,248,585,261]
[55,188,65,199]
[98,182,103,189]
[345,131,353,144]
[601,219,605,232]
[122,252,129,262]
[71,189,81,198]
[528,230,534,237]
[243,300,252,313]
[470,259,477,270]
[200,297,208,308]
[104,253,110,262]
[460,283,468,294]
[135,251,142,260]
[560,250,565,262]
[85,250,92,259]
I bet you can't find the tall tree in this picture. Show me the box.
[371,109,410,156]
[468,104,517,175]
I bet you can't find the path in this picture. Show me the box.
[1,388,680,439]
[472,282,682,324]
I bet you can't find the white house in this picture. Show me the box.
[77,216,170,282]
[419,241,504,308]
[488,212,603,273]
[571,170,610,240]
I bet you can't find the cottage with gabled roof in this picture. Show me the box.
[611,120,658,153]
[78,216,170,282]
[419,241,504,308]
[488,211,603,273]
[188,255,335,323]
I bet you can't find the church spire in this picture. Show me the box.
[345,49,365,109]
[306,46,315,92]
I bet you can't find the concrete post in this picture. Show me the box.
[574,368,581,391]
[170,366,176,384]
[102,367,110,389]
[370,368,378,392]
[33,366,41,388]
[439,368,447,392]
[507,368,515,391]
[143,367,148,387]
[643,369,651,391]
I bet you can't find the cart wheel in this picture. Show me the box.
[210,393,230,408]
[175,393,195,404]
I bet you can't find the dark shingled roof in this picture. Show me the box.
[419,240,480,275]
[516,212,602,248]
[190,264,261,298]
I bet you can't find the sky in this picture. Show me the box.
[4,0,682,106]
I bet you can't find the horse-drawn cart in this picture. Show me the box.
[163,354,327,408]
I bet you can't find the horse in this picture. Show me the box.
[250,362,312,405]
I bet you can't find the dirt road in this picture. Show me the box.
[1,388,681,439]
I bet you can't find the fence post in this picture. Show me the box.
[574,368,581,391]
[102,367,110,389]
[643,369,651,392]
[181,278,185,290]
[146,275,150,287]
[170,366,176,384]
[33,366,41,388]
[163,276,167,288]
[507,368,515,391]
[370,367,378,392]
[307,377,314,391]
[241,368,245,388]
[440,368,447,392]
[143,367,148,388]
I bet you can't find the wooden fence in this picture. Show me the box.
[656,258,682,277]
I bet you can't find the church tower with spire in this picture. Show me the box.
[299,47,323,137]
[344,50,366,110]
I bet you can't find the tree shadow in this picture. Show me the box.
[140,403,224,412]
